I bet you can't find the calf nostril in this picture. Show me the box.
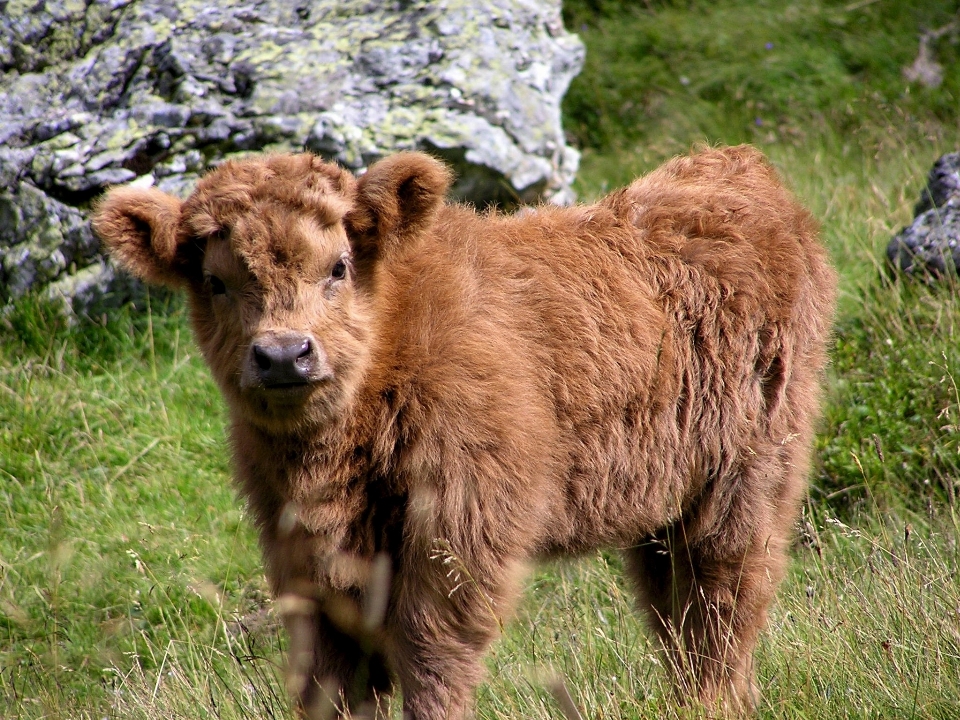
[296,339,312,361]
[253,345,272,371]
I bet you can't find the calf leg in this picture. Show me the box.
[392,622,491,720]
[387,556,523,720]
[625,505,790,713]
[284,598,393,718]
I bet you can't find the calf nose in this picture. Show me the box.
[251,334,318,387]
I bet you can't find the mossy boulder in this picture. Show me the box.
[0,0,583,315]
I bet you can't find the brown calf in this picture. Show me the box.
[94,146,835,718]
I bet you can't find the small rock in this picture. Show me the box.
[915,151,960,215]
[888,152,960,278]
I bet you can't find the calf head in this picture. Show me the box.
[94,152,452,434]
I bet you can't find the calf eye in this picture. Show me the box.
[206,274,227,296]
[331,258,348,281]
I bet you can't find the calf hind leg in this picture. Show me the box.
[625,518,789,713]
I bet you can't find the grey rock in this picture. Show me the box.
[44,258,149,322]
[66,168,138,192]
[914,151,960,215]
[0,182,99,303]
[888,196,960,277]
[888,152,960,277]
[0,0,584,316]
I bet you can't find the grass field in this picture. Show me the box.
[3,0,960,717]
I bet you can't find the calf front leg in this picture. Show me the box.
[387,552,523,720]
[283,593,394,718]
[393,625,489,720]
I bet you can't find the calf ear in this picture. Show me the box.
[92,186,191,287]
[345,152,452,272]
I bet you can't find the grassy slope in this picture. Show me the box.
[3,0,960,717]
[564,0,960,509]
[0,299,271,718]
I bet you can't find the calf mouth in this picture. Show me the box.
[253,377,329,398]
[242,380,319,419]
[237,375,344,432]
[262,383,313,398]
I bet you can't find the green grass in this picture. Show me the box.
[0,298,272,718]
[3,0,960,716]
[486,506,960,719]
[562,0,960,157]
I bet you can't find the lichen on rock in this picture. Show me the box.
[0,0,584,316]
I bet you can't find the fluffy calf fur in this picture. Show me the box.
[94,146,835,718]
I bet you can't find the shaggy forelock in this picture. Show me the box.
[183,153,357,240]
